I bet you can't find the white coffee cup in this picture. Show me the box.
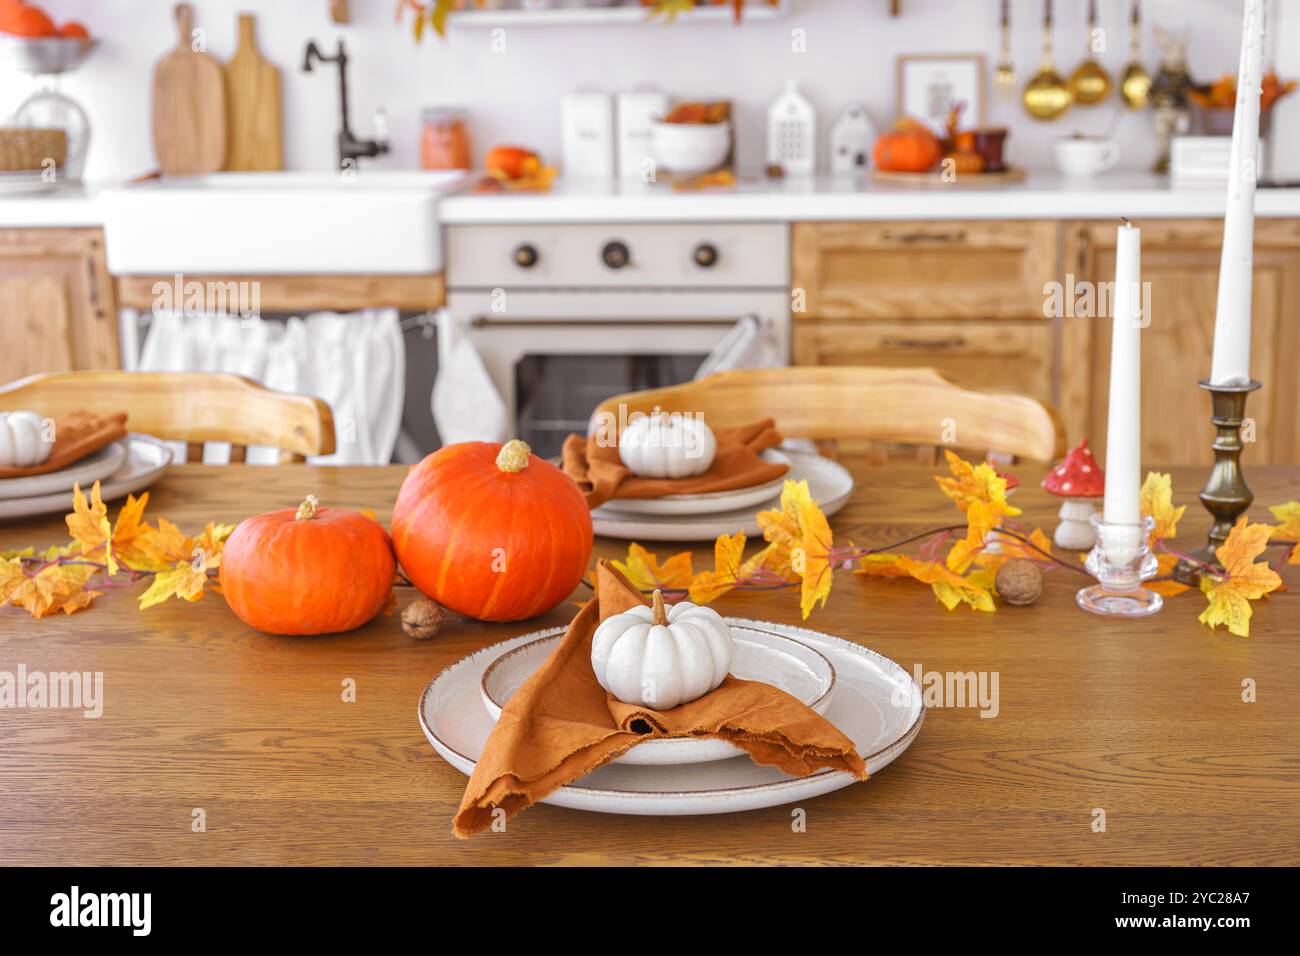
[1053,137,1121,178]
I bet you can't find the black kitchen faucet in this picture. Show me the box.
[302,38,390,170]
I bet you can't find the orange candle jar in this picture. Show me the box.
[421,108,471,171]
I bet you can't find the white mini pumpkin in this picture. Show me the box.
[0,411,53,469]
[618,412,717,479]
[591,590,732,710]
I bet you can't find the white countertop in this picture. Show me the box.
[438,172,1300,224]
[5,172,1300,234]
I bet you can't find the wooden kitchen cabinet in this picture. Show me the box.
[792,220,1058,320]
[1062,219,1300,466]
[792,319,1053,401]
[0,228,119,383]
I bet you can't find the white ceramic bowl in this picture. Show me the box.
[651,120,731,175]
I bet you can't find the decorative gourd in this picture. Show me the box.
[219,495,395,635]
[872,119,943,173]
[591,589,732,710]
[0,411,53,469]
[391,439,592,621]
[618,412,717,479]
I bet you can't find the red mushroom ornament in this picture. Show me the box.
[1041,438,1105,550]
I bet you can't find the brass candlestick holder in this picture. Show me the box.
[1174,379,1262,582]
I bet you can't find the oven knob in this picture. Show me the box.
[601,240,631,270]
[693,242,719,268]
[514,243,539,269]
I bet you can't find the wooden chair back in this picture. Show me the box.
[592,366,1066,462]
[0,371,336,463]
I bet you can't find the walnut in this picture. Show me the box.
[401,596,445,639]
[995,559,1043,606]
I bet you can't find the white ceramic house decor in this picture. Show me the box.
[591,590,733,710]
[1041,438,1106,550]
[618,412,717,479]
[0,411,53,469]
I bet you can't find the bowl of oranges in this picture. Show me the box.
[0,1,95,74]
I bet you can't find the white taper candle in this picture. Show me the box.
[1104,222,1142,545]
[1209,0,1266,386]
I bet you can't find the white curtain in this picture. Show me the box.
[137,309,404,465]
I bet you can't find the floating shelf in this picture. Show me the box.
[447,2,788,29]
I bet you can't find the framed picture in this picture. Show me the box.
[897,53,986,136]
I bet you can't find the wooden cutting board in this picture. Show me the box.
[224,13,283,171]
[151,2,227,175]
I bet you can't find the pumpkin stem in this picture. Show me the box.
[495,439,531,473]
[651,588,668,626]
[295,495,319,520]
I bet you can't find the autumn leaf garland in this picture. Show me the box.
[0,481,230,619]
[614,452,1298,637]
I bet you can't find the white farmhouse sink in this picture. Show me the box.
[102,171,466,275]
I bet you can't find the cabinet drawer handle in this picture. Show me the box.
[880,335,968,350]
[879,229,968,244]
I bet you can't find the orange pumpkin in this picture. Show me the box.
[873,119,943,173]
[391,439,592,622]
[220,495,395,635]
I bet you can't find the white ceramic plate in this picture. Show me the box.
[592,451,854,542]
[0,441,127,501]
[596,449,791,517]
[0,434,173,520]
[419,618,924,816]
[479,625,836,766]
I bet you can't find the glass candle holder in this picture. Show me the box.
[1076,514,1163,617]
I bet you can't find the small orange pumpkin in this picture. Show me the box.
[220,495,395,635]
[873,119,943,173]
[391,439,592,622]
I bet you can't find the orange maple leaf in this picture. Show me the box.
[1198,518,1282,637]
[0,559,101,619]
[935,450,1022,518]
[66,482,116,575]
[1145,552,1193,598]
[857,552,993,612]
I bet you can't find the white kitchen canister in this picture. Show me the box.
[618,412,716,479]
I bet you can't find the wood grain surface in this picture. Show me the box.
[151,3,227,176]
[223,13,283,172]
[1,460,1297,866]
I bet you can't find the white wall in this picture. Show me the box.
[12,0,1300,181]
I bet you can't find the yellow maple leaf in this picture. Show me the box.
[613,542,694,592]
[935,450,1022,518]
[945,499,1005,573]
[66,481,117,575]
[1268,501,1300,564]
[796,492,833,619]
[137,517,194,567]
[1140,472,1186,544]
[756,479,816,557]
[855,552,913,578]
[1198,518,1282,637]
[688,532,748,605]
[856,553,993,612]
[138,562,210,610]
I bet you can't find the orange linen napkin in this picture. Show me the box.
[453,560,866,838]
[560,418,789,510]
[0,410,128,480]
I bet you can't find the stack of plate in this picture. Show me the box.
[0,434,173,520]
[592,449,856,542]
[419,618,924,816]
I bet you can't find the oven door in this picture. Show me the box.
[451,291,788,459]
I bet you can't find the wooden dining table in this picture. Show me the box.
[1,458,1297,866]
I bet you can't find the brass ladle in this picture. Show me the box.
[1120,0,1152,109]
[1024,0,1072,120]
[1069,0,1112,105]
[993,0,1017,100]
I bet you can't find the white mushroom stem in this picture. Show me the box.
[1053,498,1099,551]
